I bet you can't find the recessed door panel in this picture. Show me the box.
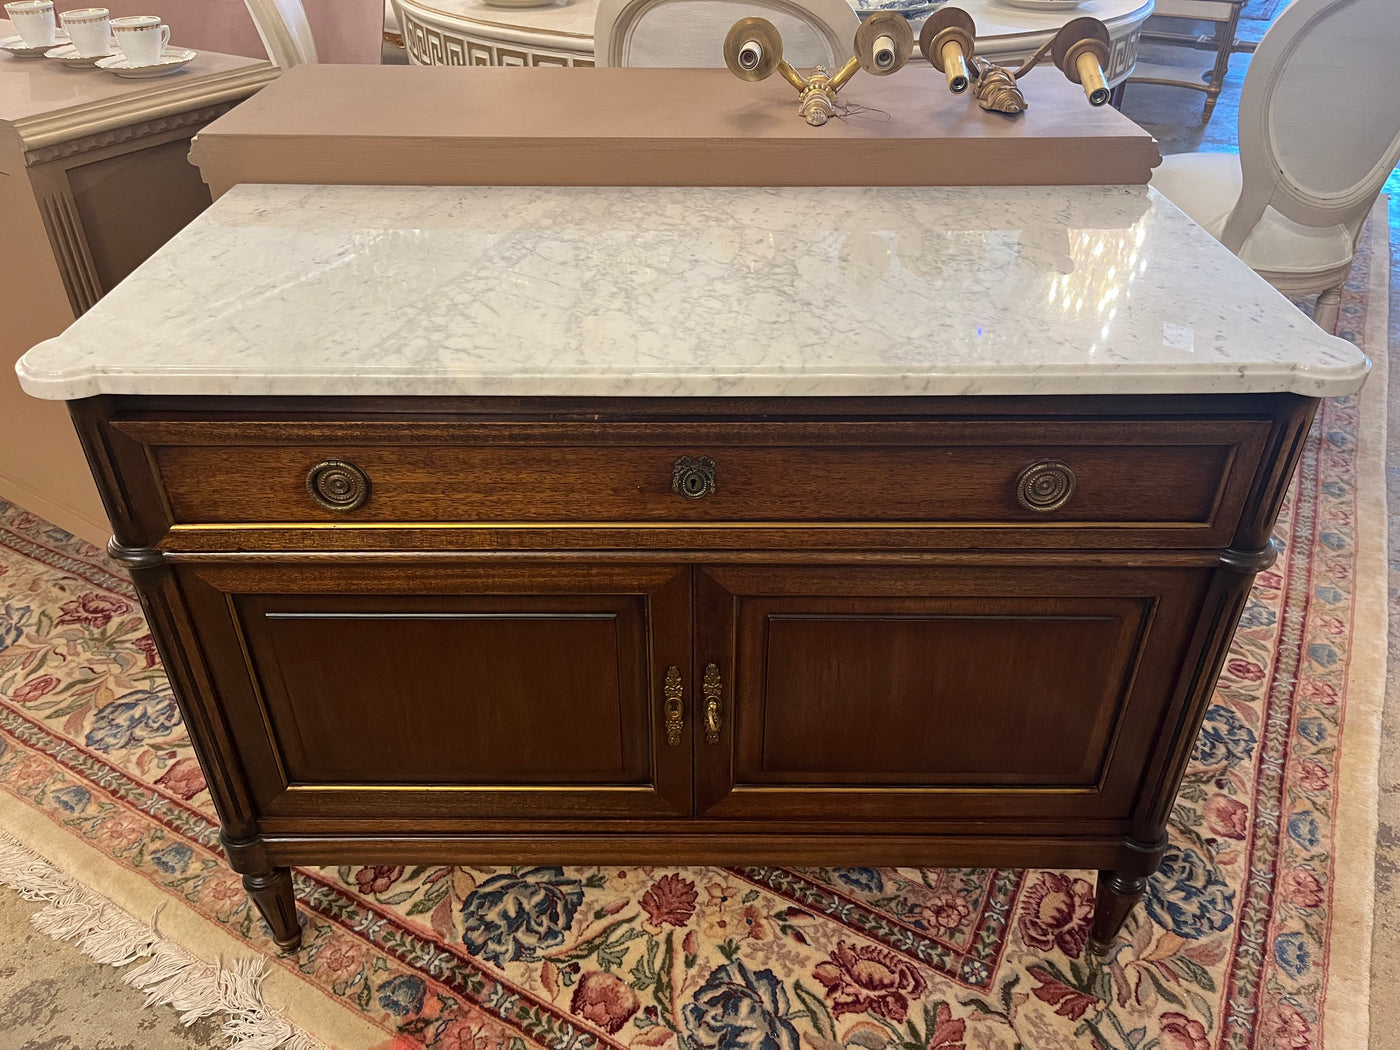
[757,609,1136,783]
[695,564,1209,822]
[246,599,642,784]
[180,561,693,820]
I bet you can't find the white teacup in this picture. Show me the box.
[59,6,112,57]
[4,0,57,47]
[110,13,168,66]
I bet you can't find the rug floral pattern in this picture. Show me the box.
[0,253,1373,1049]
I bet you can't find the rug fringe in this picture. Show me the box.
[0,830,320,1050]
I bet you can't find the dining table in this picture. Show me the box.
[391,0,1153,85]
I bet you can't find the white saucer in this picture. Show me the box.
[1,32,70,58]
[479,0,561,8]
[95,46,196,77]
[45,41,113,66]
[996,0,1088,8]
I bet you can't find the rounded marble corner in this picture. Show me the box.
[1295,350,1372,397]
[13,340,88,401]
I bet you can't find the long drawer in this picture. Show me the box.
[123,417,1270,540]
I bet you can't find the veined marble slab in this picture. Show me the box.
[17,183,1369,400]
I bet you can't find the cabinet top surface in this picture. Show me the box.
[16,181,1368,400]
[0,22,273,134]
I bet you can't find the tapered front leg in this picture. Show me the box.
[242,866,302,951]
[1088,869,1148,956]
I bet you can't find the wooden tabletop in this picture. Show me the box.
[191,63,1162,192]
[0,20,277,151]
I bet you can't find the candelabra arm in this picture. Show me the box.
[1011,37,1055,79]
[777,59,808,91]
[827,54,861,92]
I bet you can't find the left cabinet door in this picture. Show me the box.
[176,560,693,822]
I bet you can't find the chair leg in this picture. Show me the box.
[1202,89,1220,123]
[1314,286,1343,333]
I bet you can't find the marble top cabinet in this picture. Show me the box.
[17,181,1367,956]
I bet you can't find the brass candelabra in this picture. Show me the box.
[723,11,913,126]
[723,6,1114,124]
[920,8,1112,114]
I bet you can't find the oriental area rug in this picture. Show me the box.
[0,203,1387,1050]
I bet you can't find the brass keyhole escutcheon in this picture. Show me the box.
[703,663,723,744]
[1016,460,1076,513]
[672,455,717,500]
[306,458,370,512]
[663,666,684,746]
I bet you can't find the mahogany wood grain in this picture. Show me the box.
[68,391,1317,953]
[179,560,694,819]
[258,834,1133,870]
[695,563,1209,819]
[137,418,1266,544]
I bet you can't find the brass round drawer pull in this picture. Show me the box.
[672,455,717,500]
[1016,460,1075,513]
[307,459,370,512]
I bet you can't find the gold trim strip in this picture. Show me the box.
[287,783,657,793]
[284,783,1096,795]
[168,519,1217,532]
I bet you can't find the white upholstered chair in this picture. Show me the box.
[243,0,318,65]
[1149,0,1400,333]
[242,0,385,66]
[594,0,860,70]
[385,0,404,49]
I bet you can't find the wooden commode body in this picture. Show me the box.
[71,390,1312,953]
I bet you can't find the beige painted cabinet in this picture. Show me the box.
[0,31,275,544]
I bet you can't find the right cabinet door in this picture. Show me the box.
[694,564,1212,822]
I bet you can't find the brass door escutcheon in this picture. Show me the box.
[672,456,717,500]
[306,458,370,511]
[663,666,684,746]
[703,663,723,744]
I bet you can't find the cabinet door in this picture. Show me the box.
[694,564,1210,821]
[180,561,693,822]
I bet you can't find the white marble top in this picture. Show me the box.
[16,182,1368,400]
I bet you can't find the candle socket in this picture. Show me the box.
[941,40,970,93]
[919,9,977,95]
[1051,17,1113,107]
[854,12,912,77]
[1075,51,1110,106]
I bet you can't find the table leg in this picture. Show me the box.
[242,866,302,951]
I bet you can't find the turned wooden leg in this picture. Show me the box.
[242,867,302,951]
[1088,869,1148,956]
[1314,286,1343,334]
[1202,90,1220,124]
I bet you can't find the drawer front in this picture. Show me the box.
[134,418,1268,539]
